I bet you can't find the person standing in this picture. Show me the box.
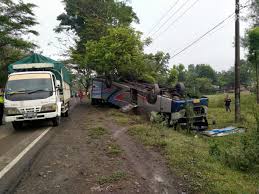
[0,89,4,125]
[78,90,83,102]
[224,95,232,112]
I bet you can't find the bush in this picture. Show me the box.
[209,112,259,171]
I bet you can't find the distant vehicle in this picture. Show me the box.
[4,54,72,130]
[90,78,208,130]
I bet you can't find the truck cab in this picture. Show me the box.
[4,71,62,129]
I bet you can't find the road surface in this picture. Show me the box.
[0,99,184,193]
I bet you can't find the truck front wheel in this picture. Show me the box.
[12,121,23,130]
[64,109,69,117]
[52,116,60,127]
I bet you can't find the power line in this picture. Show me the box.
[147,0,180,36]
[149,0,192,37]
[170,3,250,59]
[153,0,201,40]
[171,13,235,58]
[208,15,235,36]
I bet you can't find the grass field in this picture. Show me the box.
[109,92,259,193]
[207,92,256,129]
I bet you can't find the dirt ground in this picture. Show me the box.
[14,102,184,194]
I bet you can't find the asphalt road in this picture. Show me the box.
[0,97,80,193]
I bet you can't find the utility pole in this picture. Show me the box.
[235,0,241,122]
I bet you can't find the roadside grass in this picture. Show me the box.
[110,92,259,193]
[88,127,107,139]
[207,93,256,129]
[109,109,130,125]
[129,124,259,193]
[97,171,127,185]
[106,143,123,157]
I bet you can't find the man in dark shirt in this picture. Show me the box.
[224,95,231,112]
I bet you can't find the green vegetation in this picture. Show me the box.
[107,93,259,193]
[207,93,259,172]
[106,143,123,157]
[56,0,139,90]
[0,0,38,87]
[88,127,107,139]
[97,171,127,185]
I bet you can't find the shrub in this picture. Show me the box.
[209,111,259,171]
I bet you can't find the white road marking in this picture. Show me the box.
[0,127,51,179]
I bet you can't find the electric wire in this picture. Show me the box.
[149,0,192,37]
[147,0,180,36]
[170,2,250,59]
[153,0,201,40]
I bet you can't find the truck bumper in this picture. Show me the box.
[5,112,58,123]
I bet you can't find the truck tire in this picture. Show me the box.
[12,121,23,130]
[52,116,60,127]
[64,109,69,117]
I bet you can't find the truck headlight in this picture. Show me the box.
[41,103,57,112]
[5,107,21,116]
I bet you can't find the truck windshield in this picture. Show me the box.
[5,74,54,101]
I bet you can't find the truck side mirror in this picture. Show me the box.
[56,80,61,89]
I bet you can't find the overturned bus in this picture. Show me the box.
[90,78,208,130]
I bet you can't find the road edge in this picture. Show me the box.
[0,127,54,194]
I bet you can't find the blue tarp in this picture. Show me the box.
[203,126,245,137]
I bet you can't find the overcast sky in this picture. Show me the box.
[24,0,251,71]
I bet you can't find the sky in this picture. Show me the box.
[24,0,251,71]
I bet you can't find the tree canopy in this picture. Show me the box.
[0,0,38,87]
[83,27,148,81]
[249,0,259,26]
[56,0,139,53]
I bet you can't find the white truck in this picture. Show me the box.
[4,54,71,130]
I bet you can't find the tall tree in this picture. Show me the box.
[195,64,217,84]
[83,27,147,81]
[0,0,38,87]
[247,27,259,103]
[250,0,259,26]
[144,52,170,85]
[56,0,139,53]
[55,0,139,88]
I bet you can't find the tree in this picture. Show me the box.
[249,0,259,26]
[83,27,148,81]
[247,27,259,103]
[55,0,139,88]
[167,68,179,86]
[217,69,235,90]
[195,64,217,84]
[71,53,93,91]
[0,0,38,87]
[144,52,170,85]
[56,0,139,53]
[173,64,186,82]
